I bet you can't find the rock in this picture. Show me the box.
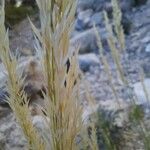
[0,113,27,149]
[141,36,150,44]
[88,12,104,28]
[145,43,150,53]
[77,0,96,12]
[79,53,100,72]
[77,0,134,13]
[142,61,150,78]
[0,114,49,150]
[99,99,129,127]
[82,99,130,149]
[77,0,131,13]
[82,103,100,124]
[71,29,97,54]
[32,115,51,148]
[133,78,150,105]
[32,115,49,131]
[92,0,107,12]
[0,133,5,150]
[9,16,39,55]
[120,0,135,12]
[75,9,93,31]
[70,28,108,54]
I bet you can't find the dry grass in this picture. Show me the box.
[1,0,150,149]
[30,0,83,149]
[0,0,83,149]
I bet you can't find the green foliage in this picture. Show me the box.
[129,105,144,122]
[96,108,120,150]
[144,135,150,150]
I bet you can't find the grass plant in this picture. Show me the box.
[0,0,83,149]
[0,0,150,149]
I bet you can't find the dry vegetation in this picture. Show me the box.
[0,0,83,149]
[0,0,150,149]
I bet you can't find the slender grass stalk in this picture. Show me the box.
[112,0,125,51]
[0,1,45,149]
[94,26,121,108]
[94,0,150,149]
[104,10,127,85]
[105,0,150,149]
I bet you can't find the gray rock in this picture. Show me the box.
[77,0,134,14]
[133,78,150,105]
[78,53,100,72]
[77,0,100,12]
[98,99,129,127]
[145,43,150,53]
[75,9,93,31]
[77,0,132,12]
[88,12,104,28]
[0,114,27,150]
[70,28,108,54]
[76,0,133,34]
[141,36,150,44]
[32,115,49,131]
[142,61,150,78]
[120,0,135,12]
[9,18,36,56]
[92,0,107,12]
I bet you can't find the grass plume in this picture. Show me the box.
[1,0,150,149]
[0,1,45,149]
[1,0,83,149]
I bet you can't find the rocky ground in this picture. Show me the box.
[0,0,150,149]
